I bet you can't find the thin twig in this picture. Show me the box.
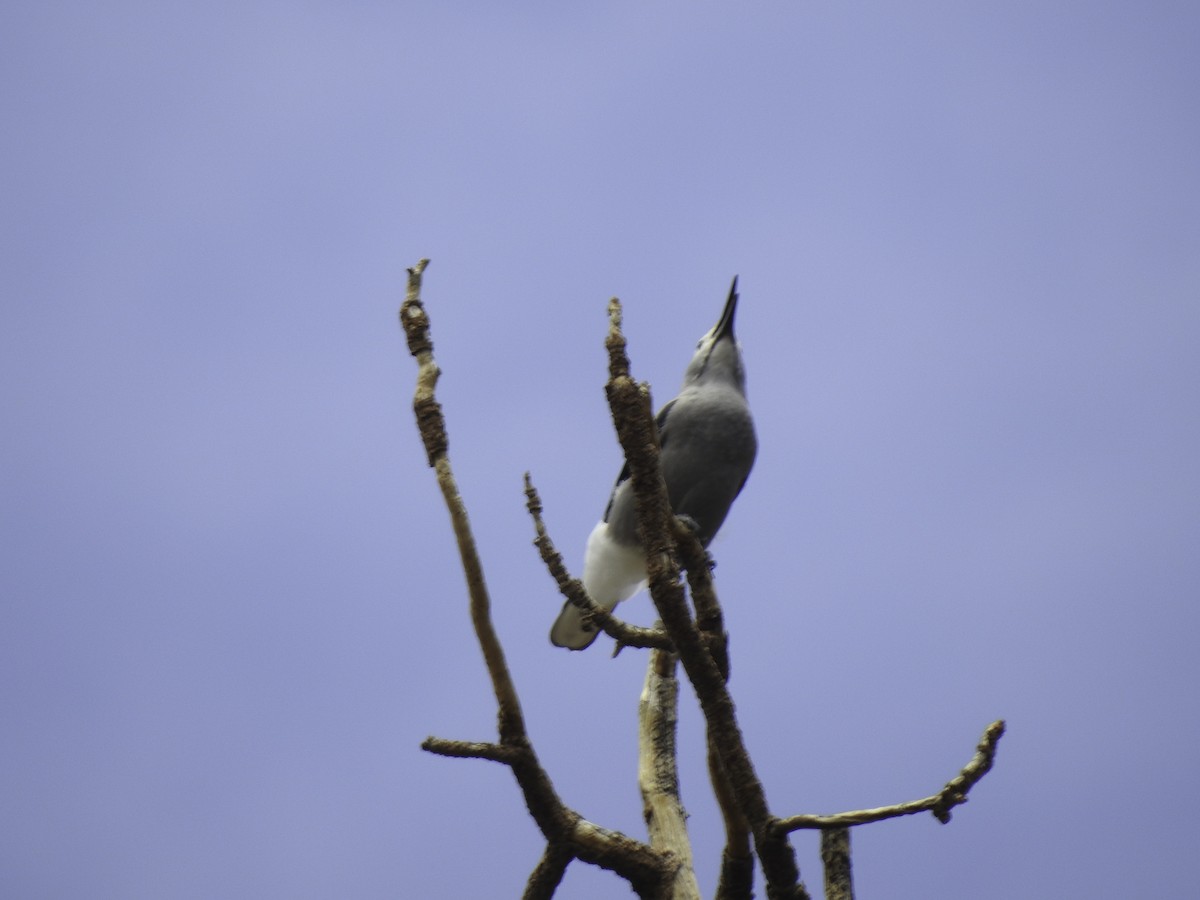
[524,844,572,900]
[672,519,730,682]
[776,720,1006,832]
[420,737,521,764]
[524,474,671,650]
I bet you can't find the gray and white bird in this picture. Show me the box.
[550,278,757,650]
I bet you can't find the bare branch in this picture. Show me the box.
[776,720,1006,832]
[524,474,672,650]
[928,718,1006,823]
[639,648,701,899]
[401,261,674,895]
[674,523,753,900]
[399,259,525,744]
[820,829,853,900]
[671,519,731,681]
[710,733,754,900]
[420,736,520,764]
[523,844,572,900]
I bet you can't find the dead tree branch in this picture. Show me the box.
[524,844,572,900]
[401,260,676,897]
[525,475,670,651]
[639,648,701,899]
[710,728,754,900]
[820,829,853,900]
[667,518,752,899]
[776,720,1006,832]
[421,737,521,764]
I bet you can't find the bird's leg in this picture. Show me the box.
[674,514,717,573]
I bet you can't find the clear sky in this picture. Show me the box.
[2,2,1198,898]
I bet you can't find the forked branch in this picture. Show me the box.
[401,260,675,897]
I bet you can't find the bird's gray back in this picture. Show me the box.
[605,384,756,547]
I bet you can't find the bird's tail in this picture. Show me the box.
[549,601,603,650]
[549,521,647,650]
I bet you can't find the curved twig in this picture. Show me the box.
[776,720,1006,832]
[524,474,671,650]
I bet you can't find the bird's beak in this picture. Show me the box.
[713,276,739,340]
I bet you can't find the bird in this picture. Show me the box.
[550,277,757,650]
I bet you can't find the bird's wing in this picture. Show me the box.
[602,399,676,523]
[654,398,677,444]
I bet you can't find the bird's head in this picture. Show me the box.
[682,276,747,392]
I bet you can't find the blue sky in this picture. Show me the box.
[2,2,1198,897]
